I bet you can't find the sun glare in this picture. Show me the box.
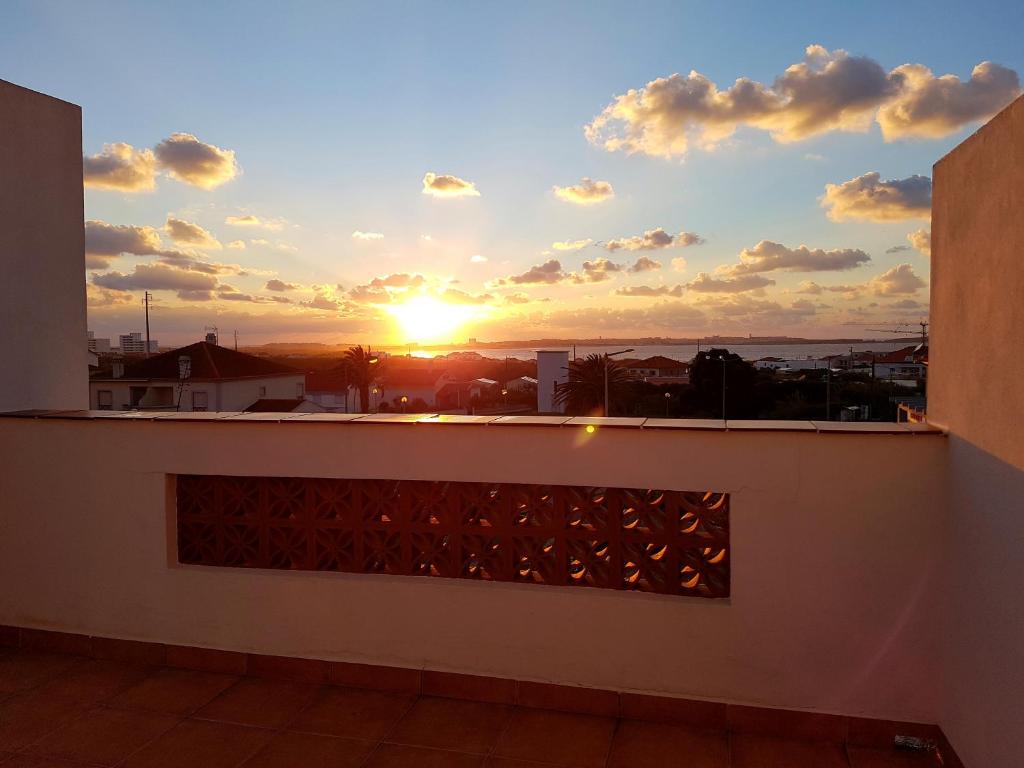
[385,296,487,344]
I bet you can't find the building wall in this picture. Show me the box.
[0,418,945,725]
[537,351,568,413]
[930,94,1024,768]
[0,80,86,412]
[89,375,306,411]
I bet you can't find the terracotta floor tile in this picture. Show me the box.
[387,696,512,754]
[287,686,414,741]
[485,760,582,768]
[240,731,375,768]
[493,709,616,767]
[0,755,101,767]
[122,719,272,768]
[363,744,485,767]
[848,746,941,767]
[107,668,238,715]
[25,706,179,766]
[33,659,152,706]
[607,720,728,767]
[194,677,319,729]
[0,691,83,751]
[0,653,82,695]
[731,734,850,768]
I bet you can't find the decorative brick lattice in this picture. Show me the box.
[176,475,729,598]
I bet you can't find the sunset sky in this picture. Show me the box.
[3,1,1022,345]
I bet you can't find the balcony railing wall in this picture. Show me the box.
[0,415,946,727]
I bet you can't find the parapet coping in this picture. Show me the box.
[0,409,945,435]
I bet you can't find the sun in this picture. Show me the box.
[385,296,488,344]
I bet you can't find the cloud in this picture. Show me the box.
[86,284,135,308]
[687,272,776,293]
[615,284,684,297]
[153,133,238,189]
[794,280,863,298]
[442,288,495,305]
[908,228,931,257]
[226,240,246,250]
[265,279,299,292]
[165,216,221,249]
[302,292,343,311]
[250,239,298,253]
[877,61,1021,139]
[888,298,926,310]
[628,256,662,273]
[352,231,384,240]
[671,257,688,272]
[83,142,157,192]
[422,172,480,198]
[552,177,615,205]
[470,254,488,263]
[552,239,593,251]
[605,228,703,251]
[570,258,623,284]
[492,259,566,286]
[585,45,1020,158]
[504,292,533,305]
[723,240,870,275]
[224,215,285,230]
[821,172,931,221]
[869,263,926,295]
[92,263,219,298]
[85,220,164,262]
[886,245,911,254]
[347,273,427,302]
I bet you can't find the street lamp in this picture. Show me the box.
[604,348,634,417]
[664,390,671,417]
[400,395,408,414]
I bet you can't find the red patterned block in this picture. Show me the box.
[176,475,729,598]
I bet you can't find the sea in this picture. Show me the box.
[412,341,913,362]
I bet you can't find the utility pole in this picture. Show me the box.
[234,330,238,351]
[144,291,152,357]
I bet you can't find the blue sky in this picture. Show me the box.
[3,1,1022,344]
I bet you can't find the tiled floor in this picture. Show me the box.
[0,648,942,767]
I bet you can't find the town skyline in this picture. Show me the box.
[5,1,1023,345]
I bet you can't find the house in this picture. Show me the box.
[89,341,306,412]
[755,356,831,372]
[874,345,928,384]
[379,368,452,409]
[505,375,537,392]
[305,364,355,412]
[625,356,690,383]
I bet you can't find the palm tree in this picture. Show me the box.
[553,354,631,416]
[343,345,381,412]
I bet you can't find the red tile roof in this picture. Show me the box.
[94,341,300,381]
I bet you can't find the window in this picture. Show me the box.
[192,391,208,411]
[296,382,305,398]
[97,390,113,410]
[258,386,267,397]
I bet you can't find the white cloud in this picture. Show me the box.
[422,172,480,198]
[552,177,615,205]
[352,231,384,240]
[605,228,703,251]
[165,216,221,249]
[585,45,1020,158]
[615,284,684,297]
[83,142,157,192]
[671,257,688,273]
[722,240,870,275]
[552,239,593,251]
[226,240,246,250]
[821,172,931,221]
[224,214,285,230]
[153,133,239,189]
[869,263,926,295]
[908,228,931,257]
[628,256,662,273]
[470,254,488,263]
[570,258,623,284]
[687,272,776,293]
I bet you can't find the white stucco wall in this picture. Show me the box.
[931,95,1024,768]
[0,417,946,725]
[0,80,86,411]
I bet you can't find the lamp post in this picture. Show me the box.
[400,395,408,414]
[604,348,634,417]
[664,391,671,417]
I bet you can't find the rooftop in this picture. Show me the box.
[92,342,301,382]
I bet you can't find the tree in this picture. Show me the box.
[343,345,381,412]
[554,354,631,416]
[689,348,757,418]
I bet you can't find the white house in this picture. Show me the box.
[89,341,306,412]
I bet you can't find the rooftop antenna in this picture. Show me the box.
[144,291,152,357]
[233,330,238,351]
[204,325,219,345]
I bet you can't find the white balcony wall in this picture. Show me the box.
[0,418,945,726]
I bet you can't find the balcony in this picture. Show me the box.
[2,82,1023,768]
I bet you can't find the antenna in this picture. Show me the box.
[204,326,219,345]
[144,291,152,357]
[233,330,238,351]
